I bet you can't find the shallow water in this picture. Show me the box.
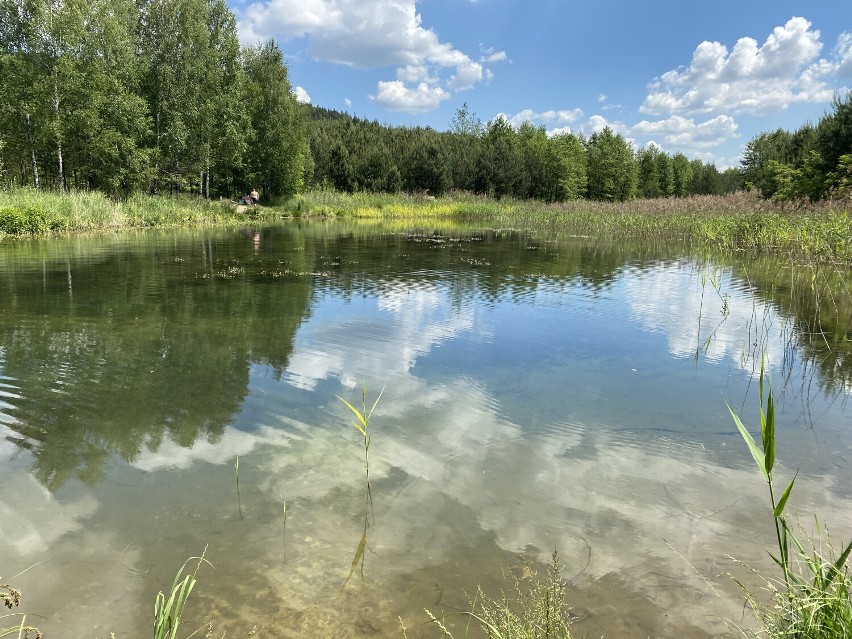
[1,223,850,638]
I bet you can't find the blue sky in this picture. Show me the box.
[231,0,852,168]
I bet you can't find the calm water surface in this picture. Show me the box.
[1,223,850,638]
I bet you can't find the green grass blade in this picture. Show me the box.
[337,396,368,436]
[727,401,769,481]
[773,471,797,518]
[763,385,775,474]
[367,386,385,420]
[827,539,852,584]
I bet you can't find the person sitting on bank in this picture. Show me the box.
[239,193,253,205]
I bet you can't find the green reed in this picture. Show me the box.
[3,187,849,263]
[338,384,384,489]
[284,190,851,264]
[338,384,383,588]
[153,547,211,639]
[728,361,852,639]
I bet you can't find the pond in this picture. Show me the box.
[1,222,850,638]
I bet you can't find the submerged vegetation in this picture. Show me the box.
[415,550,574,639]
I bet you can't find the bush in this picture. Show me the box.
[0,205,67,234]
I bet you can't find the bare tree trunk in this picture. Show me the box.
[53,82,65,192]
[153,107,161,193]
[25,112,40,189]
[57,137,65,192]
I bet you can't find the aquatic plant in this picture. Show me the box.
[281,190,851,264]
[337,384,384,488]
[234,455,244,520]
[153,547,211,639]
[338,384,383,588]
[728,362,852,639]
[413,550,573,639]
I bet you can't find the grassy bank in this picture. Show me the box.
[0,188,279,235]
[282,190,852,264]
[2,187,850,264]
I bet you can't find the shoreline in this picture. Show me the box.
[1,188,849,265]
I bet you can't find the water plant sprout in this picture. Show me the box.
[153,547,211,639]
[728,361,852,638]
[338,384,384,588]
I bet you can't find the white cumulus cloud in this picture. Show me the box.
[237,0,505,113]
[293,86,311,103]
[371,80,450,113]
[502,108,584,130]
[630,114,738,150]
[641,17,845,116]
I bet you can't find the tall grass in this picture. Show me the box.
[283,190,851,264]
[728,362,852,639]
[0,187,276,236]
[3,187,849,263]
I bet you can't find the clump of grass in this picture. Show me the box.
[728,361,852,639]
[0,187,282,237]
[416,550,573,639]
[153,547,211,639]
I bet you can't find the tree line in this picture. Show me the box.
[740,92,852,203]
[0,0,307,199]
[306,104,741,202]
[1,0,848,204]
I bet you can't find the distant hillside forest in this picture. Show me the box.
[1,0,850,204]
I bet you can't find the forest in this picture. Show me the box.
[1,0,850,205]
[0,0,307,200]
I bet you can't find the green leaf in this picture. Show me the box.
[773,471,797,518]
[826,539,852,585]
[763,384,775,474]
[337,396,368,436]
[727,401,769,482]
[367,386,385,420]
